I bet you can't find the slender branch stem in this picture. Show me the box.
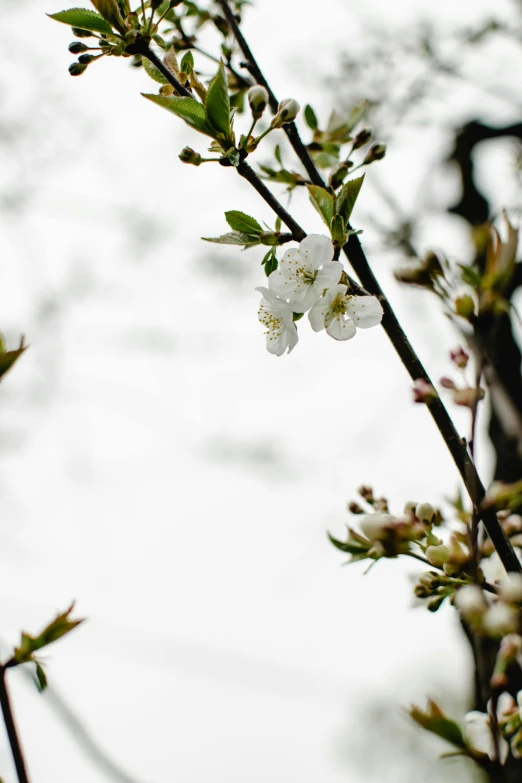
[236,162,305,239]
[215,0,521,575]
[0,666,30,783]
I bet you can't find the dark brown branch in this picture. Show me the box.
[0,667,30,783]
[215,0,521,574]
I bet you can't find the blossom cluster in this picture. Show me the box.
[256,234,383,356]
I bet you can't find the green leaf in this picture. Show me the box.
[0,340,27,381]
[327,532,370,556]
[458,264,482,288]
[142,94,215,136]
[335,175,365,224]
[34,662,48,693]
[262,249,278,276]
[307,184,334,228]
[180,51,194,75]
[274,145,283,166]
[202,232,260,247]
[205,60,231,138]
[47,8,113,34]
[13,603,83,665]
[410,701,466,750]
[304,104,318,130]
[225,211,263,235]
[142,58,168,85]
[330,213,347,246]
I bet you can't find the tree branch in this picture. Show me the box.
[0,666,30,783]
[215,0,521,574]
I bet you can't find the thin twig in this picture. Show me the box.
[0,666,30,783]
[216,0,521,575]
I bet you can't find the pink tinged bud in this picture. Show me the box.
[454,584,486,621]
[499,573,522,604]
[412,379,437,404]
[450,346,470,370]
[499,633,522,663]
[440,377,457,390]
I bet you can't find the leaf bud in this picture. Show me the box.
[426,544,449,568]
[449,345,469,370]
[259,231,279,246]
[68,41,90,54]
[363,143,386,164]
[178,147,202,166]
[455,294,475,319]
[416,502,436,524]
[412,378,437,404]
[352,128,372,150]
[68,62,88,76]
[71,27,96,37]
[247,85,269,118]
[271,98,300,128]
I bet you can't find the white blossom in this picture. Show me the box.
[454,584,486,621]
[268,234,342,313]
[464,697,512,764]
[498,573,522,604]
[256,286,298,356]
[308,284,383,341]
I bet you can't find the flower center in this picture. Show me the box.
[330,293,347,315]
[296,266,317,286]
[259,304,284,339]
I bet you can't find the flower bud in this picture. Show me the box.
[328,161,350,190]
[68,42,90,54]
[78,53,95,64]
[358,486,374,503]
[452,387,485,408]
[416,502,436,524]
[412,379,437,404]
[247,85,269,118]
[499,633,522,664]
[359,513,394,542]
[449,346,469,370]
[348,501,364,514]
[440,377,457,390]
[482,603,518,637]
[426,544,449,568]
[363,143,386,164]
[68,62,88,76]
[178,147,202,166]
[454,584,486,621]
[352,128,372,150]
[499,573,522,604]
[455,294,475,319]
[271,99,300,128]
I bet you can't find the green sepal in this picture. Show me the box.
[205,60,231,139]
[307,184,334,228]
[142,94,215,136]
[47,8,113,35]
[225,211,263,235]
[335,175,364,225]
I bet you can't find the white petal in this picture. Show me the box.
[267,268,292,298]
[314,261,343,290]
[298,234,334,268]
[326,314,356,341]
[308,299,330,332]
[288,284,322,313]
[285,322,299,354]
[255,286,292,317]
[266,332,287,356]
[326,283,348,301]
[464,712,494,758]
[346,296,384,329]
[498,692,516,718]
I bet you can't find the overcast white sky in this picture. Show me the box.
[0,0,520,781]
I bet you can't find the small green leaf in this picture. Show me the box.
[335,175,365,224]
[0,340,27,381]
[225,211,263,235]
[205,60,231,138]
[180,51,194,75]
[331,214,347,246]
[34,662,48,693]
[262,249,278,276]
[327,532,370,556]
[47,8,113,34]
[458,264,482,288]
[142,94,214,136]
[13,603,83,665]
[304,104,318,130]
[274,145,283,166]
[202,232,260,247]
[410,701,466,750]
[307,184,334,228]
[142,58,168,84]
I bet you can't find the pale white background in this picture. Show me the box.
[0,0,520,780]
